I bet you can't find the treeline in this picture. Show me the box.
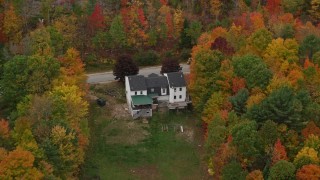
[0,1,89,176]
[189,0,320,179]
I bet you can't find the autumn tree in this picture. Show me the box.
[30,26,53,56]
[173,9,184,38]
[210,0,222,21]
[265,0,281,15]
[88,3,105,33]
[189,49,224,111]
[58,48,86,87]
[271,139,288,165]
[263,38,299,72]
[249,28,273,55]
[304,135,320,152]
[113,55,139,82]
[0,147,43,179]
[160,57,182,74]
[3,4,22,43]
[294,147,319,169]
[246,170,264,180]
[211,37,235,56]
[301,121,320,138]
[296,164,320,180]
[53,15,78,50]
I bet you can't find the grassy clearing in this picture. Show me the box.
[80,104,205,179]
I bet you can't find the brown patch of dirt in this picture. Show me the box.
[130,165,160,180]
[176,126,195,143]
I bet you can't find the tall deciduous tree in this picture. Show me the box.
[210,0,222,21]
[3,4,22,43]
[88,3,105,33]
[271,139,288,165]
[113,55,139,82]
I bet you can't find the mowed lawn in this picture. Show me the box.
[80,104,206,180]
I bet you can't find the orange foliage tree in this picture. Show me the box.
[296,164,320,180]
[302,121,320,138]
[0,119,9,138]
[0,147,43,179]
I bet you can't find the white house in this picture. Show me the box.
[164,72,188,109]
[125,72,190,119]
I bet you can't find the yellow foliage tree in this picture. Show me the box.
[173,9,184,38]
[210,0,222,21]
[294,147,319,165]
[263,38,299,72]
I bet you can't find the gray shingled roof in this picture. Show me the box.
[166,72,186,87]
[128,75,147,91]
[146,76,168,88]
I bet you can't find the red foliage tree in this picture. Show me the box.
[211,37,235,56]
[0,13,6,43]
[166,12,174,38]
[121,0,128,6]
[120,8,130,31]
[271,139,288,165]
[160,0,168,6]
[137,8,148,29]
[232,77,246,94]
[88,3,105,32]
[296,164,320,180]
[301,121,320,138]
[160,57,181,74]
[265,0,281,15]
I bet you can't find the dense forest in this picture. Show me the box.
[0,0,320,179]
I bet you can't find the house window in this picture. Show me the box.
[179,95,182,99]
[140,91,143,95]
[174,88,176,92]
[135,91,137,95]
[174,96,176,99]
[180,88,182,91]
[151,88,154,92]
[162,88,166,94]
